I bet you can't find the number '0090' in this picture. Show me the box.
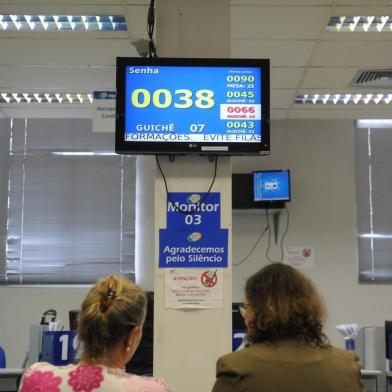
[131,89,215,109]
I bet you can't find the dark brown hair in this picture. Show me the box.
[78,275,147,360]
[245,263,329,347]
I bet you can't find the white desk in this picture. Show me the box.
[361,370,381,392]
[362,370,382,376]
[0,368,24,392]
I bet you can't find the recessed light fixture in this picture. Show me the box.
[295,93,392,105]
[327,16,392,32]
[357,119,392,128]
[0,93,94,104]
[0,15,127,32]
[359,233,392,239]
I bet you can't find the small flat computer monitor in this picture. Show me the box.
[253,170,291,202]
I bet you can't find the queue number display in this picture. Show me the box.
[124,65,263,143]
[131,88,215,109]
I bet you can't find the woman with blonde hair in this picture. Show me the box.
[212,263,364,392]
[19,276,170,392]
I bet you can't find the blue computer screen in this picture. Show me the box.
[253,170,290,202]
[124,65,263,144]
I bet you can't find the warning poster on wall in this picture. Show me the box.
[284,246,315,269]
[165,268,223,309]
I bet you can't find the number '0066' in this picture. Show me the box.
[227,106,255,114]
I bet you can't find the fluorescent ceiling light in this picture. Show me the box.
[1,93,10,103]
[343,94,351,104]
[295,93,392,105]
[0,14,127,32]
[364,94,373,104]
[359,233,392,239]
[326,16,392,32]
[357,119,392,128]
[0,92,98,104]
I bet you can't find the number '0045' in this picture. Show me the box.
[131,89,215,109]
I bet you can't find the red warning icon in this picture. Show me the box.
[201,270,218,288]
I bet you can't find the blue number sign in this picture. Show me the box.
[41,331,78,366]
[159,192,228,268]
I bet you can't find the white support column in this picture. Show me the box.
[154,156,232,392]
[156,0,230,58]
[151,1,232,391]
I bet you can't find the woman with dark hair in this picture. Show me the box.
[212,263,364,392]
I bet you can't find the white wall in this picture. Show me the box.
[232,119,392,347]
[1,119,392,367]
[0,286,88,367]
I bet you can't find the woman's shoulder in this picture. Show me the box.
[124,374,171,392]
[324,345,362,363]
[19,362,73,391]
[23,361,73,375]
[21,364,171,392]
[216,346,258,370]
[216,342,361,366]
[25,361,55,370]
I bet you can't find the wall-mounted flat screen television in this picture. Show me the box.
[116,57,270,155]
[253,170,291,202]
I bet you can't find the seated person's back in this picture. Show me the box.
[19,276,170,392]
[212,263,364,392]
[215,340,362,392]
[20,362,168,392]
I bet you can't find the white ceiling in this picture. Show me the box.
[1,0,392,119]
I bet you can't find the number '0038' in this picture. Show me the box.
[131,89,215,109]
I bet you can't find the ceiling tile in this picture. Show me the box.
[0,4,124,14]
[231,0,333,4]
[334,5,392,14]
[232,40,317,66]
[0,65,115,91]
[311,41,392,67]
[232,6,330,39]
[0,38,136,66]
[335,0,392,5]
[322,31,392,41]
[301,67,358,88]
[271,89,296,108]
[271,67,304,88]
[126,5,149,39]
[271,109,288,119]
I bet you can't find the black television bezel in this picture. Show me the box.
[252,169,291,203]
[115,57,270,156]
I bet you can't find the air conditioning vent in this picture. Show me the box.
[351,70,392,88]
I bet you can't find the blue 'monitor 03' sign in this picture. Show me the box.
[159,192,228,268]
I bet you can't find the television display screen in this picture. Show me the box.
[116,57,270,155]
[253,170,291,202]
